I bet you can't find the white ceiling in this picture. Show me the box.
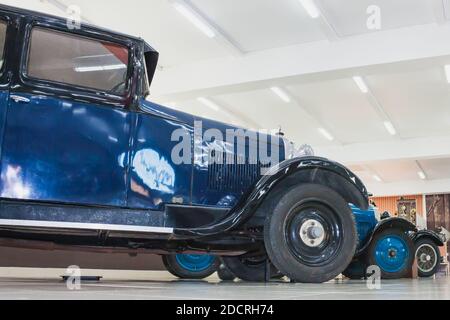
[4,0,450,196]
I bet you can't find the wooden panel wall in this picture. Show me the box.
[371,195,424,218]
[426,194,450,259]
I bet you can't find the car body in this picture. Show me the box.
[0,5,371,283]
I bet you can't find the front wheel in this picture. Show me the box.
[162,254,219,279]
[415,238,441,278]
[264,184,358,283]
[365,229,414,279]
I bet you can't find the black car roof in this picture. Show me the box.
[0,3,158,54]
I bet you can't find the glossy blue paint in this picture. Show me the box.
[350,204,378,249]
[374,235,410,273]
[0,92,131,206]
[191,116,285,208]
[175,254,216,272]
[0,91,9,158]
[127,99,194,209]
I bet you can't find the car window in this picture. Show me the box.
[0,21,7,71]
[27,27,129,94]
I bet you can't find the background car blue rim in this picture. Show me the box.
[374,235,409,273]
[175,254,216,272]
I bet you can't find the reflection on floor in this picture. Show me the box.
[0,271,449,300]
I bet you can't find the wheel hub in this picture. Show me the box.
[299,219,325,247]
[420,253,431,262]
[416,244,438,273]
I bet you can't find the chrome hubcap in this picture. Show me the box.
[299,219,325,248]
[416,244,438,273]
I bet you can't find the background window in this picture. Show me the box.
[27,27,129,94]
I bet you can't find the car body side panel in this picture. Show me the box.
[0,93,131,207]
[127,102,194,210]
[0,91,9,158]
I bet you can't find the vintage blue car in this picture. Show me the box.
[0,4,376,283]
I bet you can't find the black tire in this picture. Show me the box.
[342,259,367,280]
[365,229,414,279]
[221,255,281,282]
[217,263,236,281]
[264,184,357,283]
[415,238,441,278]
[162,254,220,280]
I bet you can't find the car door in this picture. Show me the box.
[0,12,16,169]
[0,18,134,207]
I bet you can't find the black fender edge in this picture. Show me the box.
[174,156,370,237]
[412,230,444,247]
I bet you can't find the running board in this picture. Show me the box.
[0,200,172,234]
[0,219,173,234]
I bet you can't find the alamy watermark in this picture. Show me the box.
[366,265,381,290]
[65,265,81,290]
[367,5,381,31]
[171,121,282,176]
[66,5,82,30]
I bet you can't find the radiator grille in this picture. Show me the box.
[208,152,270,192]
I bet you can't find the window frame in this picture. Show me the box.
[19,20,136,108]
[0,18,10,78]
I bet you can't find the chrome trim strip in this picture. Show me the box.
[0,219,173,234]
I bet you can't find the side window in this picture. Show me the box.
[0,21,7,71]
[27,27,129,94]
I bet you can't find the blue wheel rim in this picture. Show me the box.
[175,254,216,272]
[374,235,409,273]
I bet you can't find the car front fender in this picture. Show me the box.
[174,156,370,237]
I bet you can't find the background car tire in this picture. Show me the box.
[365,228,414,279]
[217,263,236,281]
[162,254,219,279]
[264,184,357,283]
[415,238,441,278]
[342,258,367,280]
[221,255,280,282]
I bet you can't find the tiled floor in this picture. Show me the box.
[0,272,449,300]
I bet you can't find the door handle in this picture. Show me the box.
[10,95,30,104]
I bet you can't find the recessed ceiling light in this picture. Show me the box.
[383,121,397,136]
[418,171,427,180]
[197,97,220,111]
[318,128,334,141]
[373,175,382,182]
[172,2,216,38]
[352,76,369,93]
[298,0,320,19]
[270,87,291,103]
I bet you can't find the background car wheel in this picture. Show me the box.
[365,229,414,279]
[217,263,236,281]
[221,255,281,282]
[342,259,367,280]
[264,184,357,283]
[415,238,441,278]
[162,254,219,279]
